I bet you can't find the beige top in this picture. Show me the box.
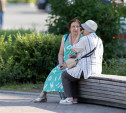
[0,0,6,12]
[67,33,103,79]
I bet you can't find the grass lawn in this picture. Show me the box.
[0,83,58,95]
[0,83,43,93]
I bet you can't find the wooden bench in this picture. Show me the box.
[78,74,126,109]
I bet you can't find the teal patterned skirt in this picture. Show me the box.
[42,65,65,92]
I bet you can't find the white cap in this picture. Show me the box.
[81,20,98,32]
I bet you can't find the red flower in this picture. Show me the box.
[118,34,124,39]
[113,36,116,39]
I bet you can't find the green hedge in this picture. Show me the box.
[7,0,36,3]
[0,33,62,86]
[0,29,33,42]
[102,58,126,76]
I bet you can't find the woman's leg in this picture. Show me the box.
[34,91,47,103]
[39,91,47,98]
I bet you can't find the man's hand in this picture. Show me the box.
[69,54,77,58]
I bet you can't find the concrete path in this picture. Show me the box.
[0,91,126,113]
[3,3,50,32]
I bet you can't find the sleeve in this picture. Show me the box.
[72,36,86,53]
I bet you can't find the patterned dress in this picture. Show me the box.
[42,34,82,92]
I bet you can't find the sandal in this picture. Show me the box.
[34,97,47,103]
[59,98,73,105]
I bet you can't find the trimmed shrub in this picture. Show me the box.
[47,0,123,60]
[0,29,33,42]
[102,58,126,76]
[7,0,36,3]
[0,33,62,86]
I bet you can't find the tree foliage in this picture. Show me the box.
[47,0,123,59]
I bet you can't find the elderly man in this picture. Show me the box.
[60,20,103,104]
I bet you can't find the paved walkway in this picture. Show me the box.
[0,91,126,113]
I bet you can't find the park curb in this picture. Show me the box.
[0,90,59,97]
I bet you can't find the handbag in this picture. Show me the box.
[65,58,78,69]
[66,38,99,69]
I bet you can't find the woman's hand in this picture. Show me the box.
[59,62,64,69]
[69,54,77,58]
[59,62,67,70]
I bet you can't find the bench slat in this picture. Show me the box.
[79,79,126,87]
[79,91,126,101]
[79,88,126,98]
[89,74,126,82]
[79,82,126,91]
[78,98,126,109]
[79,95,126,104]
[79,85,126,94]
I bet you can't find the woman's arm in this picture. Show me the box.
[58,37,65,67]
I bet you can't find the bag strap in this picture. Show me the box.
[81,38,99,59]
[65,33,69,43]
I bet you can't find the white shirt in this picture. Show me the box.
[67,33,103,79]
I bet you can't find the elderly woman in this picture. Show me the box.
[34,18,83,103]
[60,20,104,104]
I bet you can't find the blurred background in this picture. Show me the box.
[2,0,51,32]
[1,0,126,32]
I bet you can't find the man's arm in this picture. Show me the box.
[72,37,86,53]
[72,30,84,53]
